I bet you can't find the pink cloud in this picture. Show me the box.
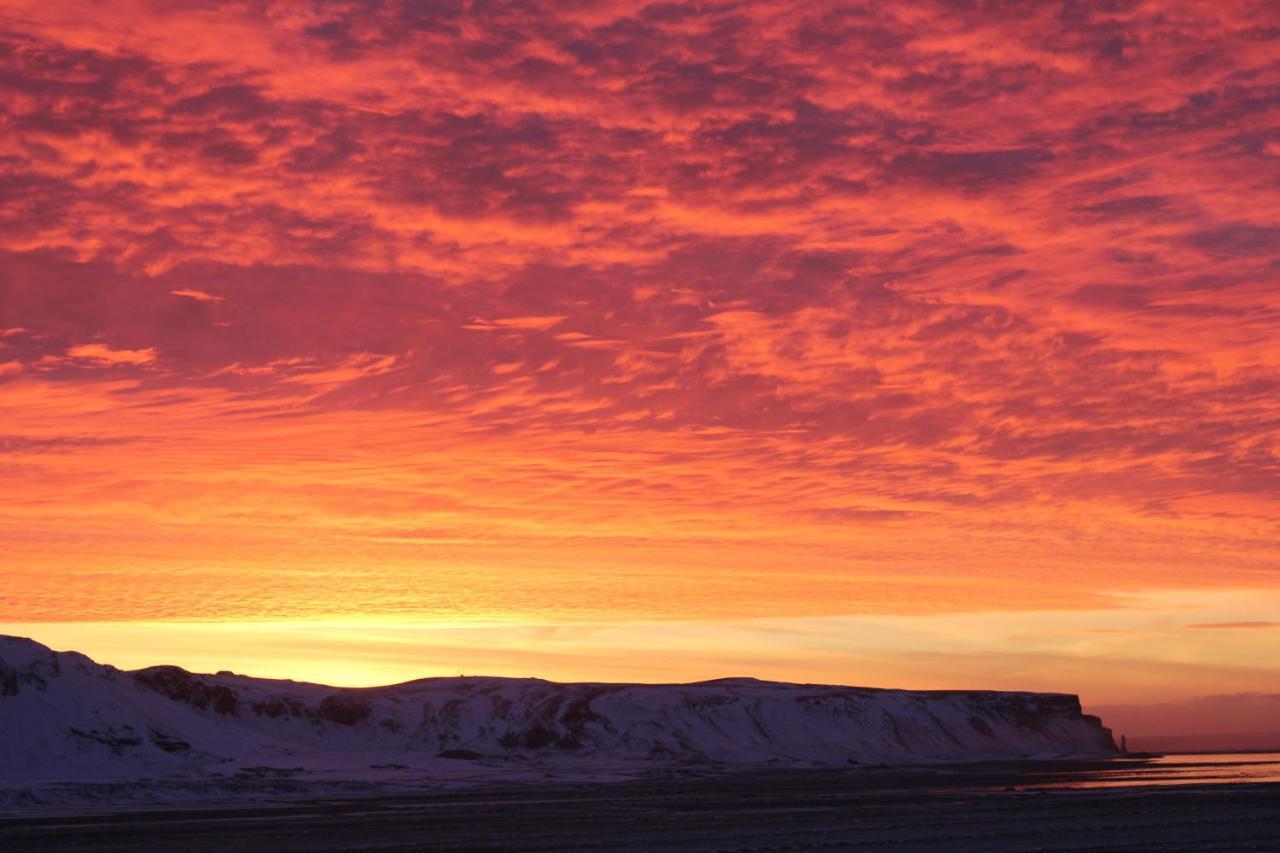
[66,343,157,365]
[170,289,224,302]
[0,0,1276,664]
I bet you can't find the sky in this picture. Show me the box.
[1,1,1278,737]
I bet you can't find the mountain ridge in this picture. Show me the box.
[0,634,1118,795]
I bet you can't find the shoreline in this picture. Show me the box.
[3,768,1279,852]
[3,752,1274,816]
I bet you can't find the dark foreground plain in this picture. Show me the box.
[4,763,1280,853]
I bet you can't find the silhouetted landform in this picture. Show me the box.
[1,635,1116,804]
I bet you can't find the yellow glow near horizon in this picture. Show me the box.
[7,589,1279,708]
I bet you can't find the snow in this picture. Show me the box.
[0,635,1117,806]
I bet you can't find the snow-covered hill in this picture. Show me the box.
[0,635,1117,794]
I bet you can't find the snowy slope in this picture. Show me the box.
[0,635,1117,790]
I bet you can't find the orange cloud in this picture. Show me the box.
[65,344,157,365]
[0,0,1277,700]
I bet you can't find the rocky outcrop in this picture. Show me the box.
[0,635,1117,786]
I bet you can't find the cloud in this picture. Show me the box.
[465,316,567,332]
[1185,224,1280,258]
[65,343,157,365]
[170,289,223,302]
[0,0,1277,683]
[890,147,1056,190]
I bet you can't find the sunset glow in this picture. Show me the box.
[1,1,1278,723]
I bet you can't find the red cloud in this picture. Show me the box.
[0,0,1277,636]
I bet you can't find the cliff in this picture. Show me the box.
[0,635,1117,789]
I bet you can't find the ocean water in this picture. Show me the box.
[1026,753,1280,789]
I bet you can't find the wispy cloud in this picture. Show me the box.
[66,344,157,365]
[170,289,224,302]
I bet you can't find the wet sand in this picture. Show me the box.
[3,762,1280,852]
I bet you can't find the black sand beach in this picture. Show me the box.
[4,759,1279,852]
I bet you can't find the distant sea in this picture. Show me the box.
[989,752,1280,790]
